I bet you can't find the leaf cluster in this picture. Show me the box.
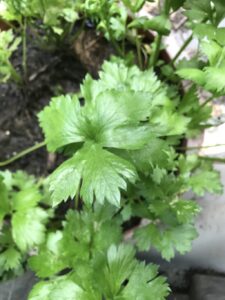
[0,170,51,280]
[0,29,21,83]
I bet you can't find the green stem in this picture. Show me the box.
[106,15,124,57]
[170,34,193,65]
[0,141,46,167]
[9,64,22,84]
[110,36,124,57]
[200,95,214,107]
[164,0,171,15]
[136,33,143,69]
[39,0,46,15]
[178,143,225,151]
[149,0,171,68]
[199,156,225,164]
[149,34,162,68]
[22,17,27,79]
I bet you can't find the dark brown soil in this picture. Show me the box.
[0,38,87,176]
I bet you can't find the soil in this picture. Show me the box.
[0,34,88,176]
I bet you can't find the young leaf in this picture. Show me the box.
[189,170,222,196]
[0,247,22,271]
[135,223,198,261]
[170,200,201,224]
[13,187,42,210]
[129,15,171,35]
[0,29,21,83]
[12,207,48,251]
[176,68,205,86]
[38,95,84,152]
[29,278,86,300]
[204,67,225,94]
[29,231,67,278]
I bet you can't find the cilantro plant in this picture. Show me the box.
[26,60,221,299]
[0,0,225,299]
[0,170,51,281]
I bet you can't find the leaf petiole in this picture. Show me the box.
[0,141,46,167]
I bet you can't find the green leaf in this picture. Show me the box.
[185,0,225,25]
[151,166,167,184]
[119,263,170,300]
[129,15,171,35]
[95,244,136,297]
[13,187,42,210]
[105,124,155,150]
[215,28,225,46]
[122,0,145,12]
[40,90,156,152]
[189,169,222,196]
[193,23,216,39]
[135,223,198,260]
[204,67,225,94]
[0,247,22,271]
[171,199,201,223]
[201,40,222,65]
[49,144,137,207]
[12,207,48,251]
[0,29,21,82]
[176,68,205,85]
[178,86,212,137]
[93,244,169,300]
[29,231,68,278]
[96,61,166,101]
[127,137,170,172]
[0,176,10,224]
[38,95,84,152]
[28,278,86,300]
[61,207,122,265]
[151,107,190,135]
[10,171,36,190]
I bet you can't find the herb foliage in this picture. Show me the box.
[0,0,224,299]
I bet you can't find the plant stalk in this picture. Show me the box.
[149,0,171,68]
[0,141,46,167]
[149,34,162,68]
[200,95,214,107]
[22,17,27,79]
[136,33,143,69]
[178,143,225,151]
[9,64,22,84]
[199,156,225,164]
[170,34,193,65]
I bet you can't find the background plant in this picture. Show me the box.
[0,170,51,281]
[0,29,21,83]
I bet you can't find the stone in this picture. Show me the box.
[190,274,225,300]
[0,271,37,300]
